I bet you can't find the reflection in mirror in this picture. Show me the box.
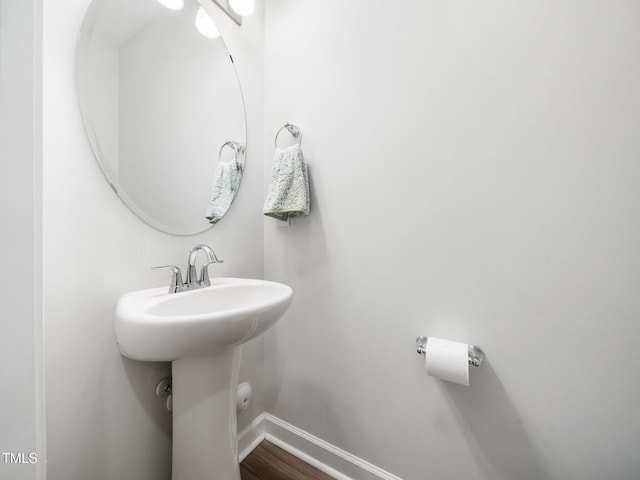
[205,140,244,224]
[77,0,246,235]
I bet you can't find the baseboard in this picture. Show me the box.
[237,413,267,462]
[238,412,403,480]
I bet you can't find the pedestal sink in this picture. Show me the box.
[114,277,293,480]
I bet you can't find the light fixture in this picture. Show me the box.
[195,6,221,39]
[229,0,255,17]
[157,0,184,10]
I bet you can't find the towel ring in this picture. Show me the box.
[218,141,245,169]
[274,123,301,148]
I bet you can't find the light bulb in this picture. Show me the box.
[229,0,255,17]
[196,6,220,39]
[157,0,184,10]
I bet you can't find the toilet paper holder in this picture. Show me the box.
[416,336,486,367]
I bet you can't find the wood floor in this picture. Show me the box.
[241,441,334,480]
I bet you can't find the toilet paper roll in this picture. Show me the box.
[425,337,469,386]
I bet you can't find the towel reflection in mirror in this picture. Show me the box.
[206,141,245,224]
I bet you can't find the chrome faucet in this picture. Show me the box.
[185,244,223,289]
[152,244,223,293]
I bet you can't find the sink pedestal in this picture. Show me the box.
[172,347,242,480]
[114,277,293,479]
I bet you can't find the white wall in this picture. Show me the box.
[263,1,640,479]
[42,0,264,478]
[0,0,42,478]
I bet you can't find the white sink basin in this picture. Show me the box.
[115,277,293,361]
[114,276,293,480]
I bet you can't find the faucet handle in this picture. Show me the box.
[151,265,185,294]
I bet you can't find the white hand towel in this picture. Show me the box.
[263,144,310,221]
[205,159,242,224]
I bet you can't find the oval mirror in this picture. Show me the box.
[77,0,246,235]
